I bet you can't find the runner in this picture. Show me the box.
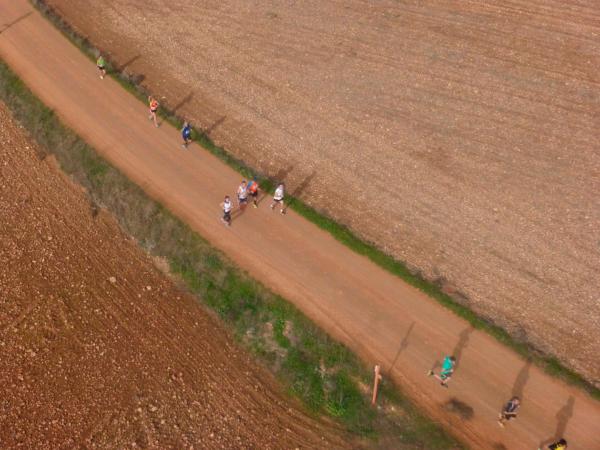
[498,396,520,427]
[96,55,106,79]
[237,180,249,211]
[148,96,159,128]
[540,438,568,450]
[220,195,233,226]
[427,355,456,387]
[181,121,192,148]
[270,183,285,214]
[247,179,260,208]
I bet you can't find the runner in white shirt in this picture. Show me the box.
[270,183,285,214]
[237,180,249,211]
[221,195,233,226]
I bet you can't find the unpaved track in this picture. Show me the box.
[0,100,346,448]
[44,0,600,383]
[0,2,599,449]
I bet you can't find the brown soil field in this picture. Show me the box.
[43,0,600,383]
[0,101,347,449]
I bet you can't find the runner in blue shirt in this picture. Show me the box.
[498,396,520,427]
[181,121,192,148]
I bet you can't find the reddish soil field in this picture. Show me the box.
[43,0,600,383]
[0,102,347,449]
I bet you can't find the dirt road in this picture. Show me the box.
[43,0,600,383]
[1,1,599,449]
[0,100,347,448]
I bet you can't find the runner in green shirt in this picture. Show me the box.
[96,55,106,79]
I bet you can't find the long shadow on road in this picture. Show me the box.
[538,395,575,448]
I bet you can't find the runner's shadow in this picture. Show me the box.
[283,171,316,213]
[203,115,227,137]
[430,360,441,372]
[116,54,141,73]
[273,165,295,184]
[172,91,194,114]
[255,190,268,207]
[511,358,531,399]
[452,327,473,370]
[388,322,415,373]
[231,206,246,221]
[290,171,316,199]
[538,396,575,448]
[262,165,295,208]
[0,11,32,34]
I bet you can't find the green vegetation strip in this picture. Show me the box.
[0,56,463,447]
[29,0,600,401]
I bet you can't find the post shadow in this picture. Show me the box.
[389,322,415,373]
[538,395,575,448]
[511,358,531,399]
[452,327,473,370]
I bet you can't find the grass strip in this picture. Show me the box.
[0,55,462,448]
[28,0,600,401]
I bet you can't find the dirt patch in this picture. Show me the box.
[0,101,347,448]
[43,0,600,382]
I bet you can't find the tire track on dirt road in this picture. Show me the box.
[0,2,599,448]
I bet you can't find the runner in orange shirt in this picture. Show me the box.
[247,179,260,208]
[148,96,159,128]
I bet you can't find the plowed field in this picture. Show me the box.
[44,0,600,383]
[0,101,346,449]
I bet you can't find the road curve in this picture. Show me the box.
[0,1,598,448]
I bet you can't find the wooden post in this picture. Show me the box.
[372,364,382,406]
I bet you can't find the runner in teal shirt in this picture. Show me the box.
[428,355,456,387]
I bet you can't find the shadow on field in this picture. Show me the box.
[0,11,33,34]
[115,54,141,73]
[172,91,194,115]
[203,115,226,137]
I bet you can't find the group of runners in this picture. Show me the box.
[219,180,285,226]
[97,55,287,226]
[428,356,568,448]
[96,54,569,449]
